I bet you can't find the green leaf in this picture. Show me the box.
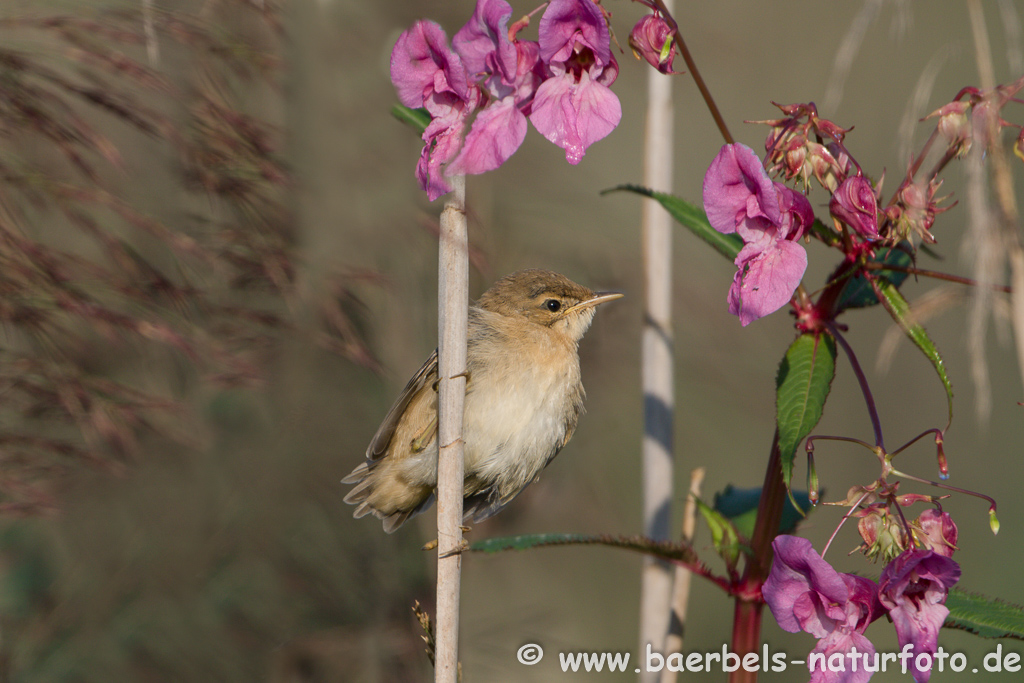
[776,332,837,491]
[713,485,814,538]
[601,185,742,261]
[835,246,914,312]
[469,533,700,566]
[693,497,742,570]
[873,276,954,428]
[391,104,430,135]
[945,588,1024,639]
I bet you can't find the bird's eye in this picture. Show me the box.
[544,299,561,312]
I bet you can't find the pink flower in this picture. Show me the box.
[390,0,623,197]
[878,550,960,683]
[391,21,469,109]
[447,0,541,177]
[703,143,814,325]
[764,536,883,683]
[628,14,678,74]
[830,176,879,239]
[530,0,621,164]
[452,0,518,85]
[391,20,475,200]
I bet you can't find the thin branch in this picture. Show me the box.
[645,0,733,144]
[826,322,885,451]
[862,261,1013,292]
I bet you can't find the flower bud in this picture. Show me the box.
[858,505,907,564]
[830,175,879,239]
[926,101,972,158]
[913,509,958,558]
[628,14,678,74]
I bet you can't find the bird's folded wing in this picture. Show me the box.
[365,349,439,461]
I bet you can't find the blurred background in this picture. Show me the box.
[0,0,1021,680]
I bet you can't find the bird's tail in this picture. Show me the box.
[342,460,435,533]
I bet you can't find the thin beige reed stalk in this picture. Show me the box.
[638,1,676,678]
[660,467,705,683]
[435,174,468,683]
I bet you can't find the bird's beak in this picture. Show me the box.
[566,291,624,314]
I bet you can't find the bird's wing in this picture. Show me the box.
[365,349,439,462]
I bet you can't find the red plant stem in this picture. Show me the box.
[729,430,785,683]
[862,261,1013,292]
[645,0,734,144]
[889,467,998,512]
[826,322,885,451]
[730,600,763,683]
[903,127,940,186]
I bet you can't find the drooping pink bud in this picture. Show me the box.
[830,175,879,239]
[914,509,958,558]
[628,14,678,74]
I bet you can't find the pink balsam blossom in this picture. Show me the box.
[448,0,537,176]
[764,536,883,683]
[530,0,621,164]
[703,143,814,325]
[878,550,960,683]
[391,20,474,200]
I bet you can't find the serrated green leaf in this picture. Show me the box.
[693,497,742,570]
[468,533,700,566]
[944,588,1024,639]
[391,104,430,134]
[601,185,742,261]
[776,333,837,491]
[836,246,914,312]
[713,485,814,538]
[873,276,953,428]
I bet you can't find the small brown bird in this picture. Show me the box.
[343,269,622,532]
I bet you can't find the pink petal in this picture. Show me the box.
[728,239,807,326]
[452,0,518,84]
[529,69,621,164]
[415,91,475,201]
[538,0,610,67]
[703,143,782,235]
[777,182,816,240]
[447,96,527,175]
[391,21,469,108]
[764,536,850,634]
[808,630,877,683]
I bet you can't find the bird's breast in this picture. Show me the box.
[462,317,583,494]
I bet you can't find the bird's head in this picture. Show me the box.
[476,269,623,343]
